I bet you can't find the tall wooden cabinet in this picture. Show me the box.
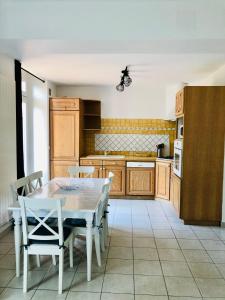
[175,86,225,225]
[170,173,181,215]
[50,97,84,178]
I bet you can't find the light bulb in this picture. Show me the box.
[116,83,124,92]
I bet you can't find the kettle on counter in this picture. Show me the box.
[156,143,164,158]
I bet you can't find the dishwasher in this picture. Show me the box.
[126,162,155,196]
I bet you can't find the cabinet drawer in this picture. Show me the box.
[80,159,102,166]
[103,160,125,167]
[126,162,155,168]
[50,98,80,111]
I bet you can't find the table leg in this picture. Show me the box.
[14,217,21,277]
[86,217,93,281]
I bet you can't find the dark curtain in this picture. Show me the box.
[15,60,25,179]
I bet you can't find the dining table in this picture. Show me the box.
[8,177,106,281]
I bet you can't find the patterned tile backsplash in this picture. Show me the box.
[95,134,170,153]
[84,118,176,156]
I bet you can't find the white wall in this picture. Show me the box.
[0,54,16,227]
[56,84,167,119]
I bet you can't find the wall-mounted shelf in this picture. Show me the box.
[83,100,101,130]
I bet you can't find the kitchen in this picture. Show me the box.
[1,0,225,298]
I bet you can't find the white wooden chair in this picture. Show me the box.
[18,196,74,294]
[68,166,95,178]
[10,176,30,202]
[102,172,114,249]
[64,182,110,267]
[28,170,43,193]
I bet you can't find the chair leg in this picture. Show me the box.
[104,216,109,246]
[52,255,56,266]
[100,227,105,252]
[36,255,40,267]
[94,229,101,267]
[69,238,73,268]
[23,250,28,293]
[58,251,64,294]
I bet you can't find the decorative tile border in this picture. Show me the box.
[95,134,170,152]
[101,127,175,131]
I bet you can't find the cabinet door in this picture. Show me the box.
[104,166,125,195]
[126,168,155,195]
[50,98,80,111]
[170,174,181,215]
[155,162,170,199]
[175,90,184,116]
[51,160,79,178]
[80,166,103,178]
[50,111,80,160]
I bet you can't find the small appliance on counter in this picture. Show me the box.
[156,143,164,158]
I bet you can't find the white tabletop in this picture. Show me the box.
[9,177,106,213]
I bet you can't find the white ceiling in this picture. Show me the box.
[1,0,225,86]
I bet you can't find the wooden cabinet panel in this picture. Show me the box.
[103,160,126,167]
[51,160,79,178]
[155,161,171,200]
[80,159,102,166]
[126,168,155,195]
[50,111,80,161]
[103,166,125,195]
[50,98,80,111]
[170,173,181,215]
[175,90,184,117]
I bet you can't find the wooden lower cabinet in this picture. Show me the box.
[50,160,79,178]
[103,166,125,196]
[126,168,155,195]
[170,173,181,215]
[155,161,171,200]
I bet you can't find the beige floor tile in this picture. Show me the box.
[108,247,133,259]
[33,289,67,299]
[133,237,156,248]
[161,261,192,277]
[67,291,101,300]
[173,230,197,240]
[0,244,13,255]
[194,231,220,240]
[165,276,201,297]
[134,275,167,295]
[134,260,162,276]
[169,297,201,300]
[133,248,158,260]
[8,270,46,289]
[153,230,175,239]
[0,288,35,299]
[102,274,134,294]
[196,278,225,297]
[216,263,225,278]
[0,255,16,269]
[136,296,168,300]
[106,259,133,274]
[77,259,106,273]
[158,249,185,261]
[207,250,225,263]
[189,262,222,278]
[177,239,203,250]
[38,269,74,291]
[101,293,134,300]
[110,237,132,247]
[0,269,15,286]
[200,239,225,251]
[111,229,132,237]
[183,249,212,262]
[71,272,104,292]
[155,239,180,249]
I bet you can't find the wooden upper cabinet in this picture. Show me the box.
[175,89,184,116]
[50,110,80,161]
[126,167,155,196]
[155,161,171,200]
[51,160,79,178]
[50,98,80,111]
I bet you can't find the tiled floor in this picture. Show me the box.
[1,199,225,299]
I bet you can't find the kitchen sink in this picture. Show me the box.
[87,155,125,159]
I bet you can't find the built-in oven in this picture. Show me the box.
[173,139,183,177]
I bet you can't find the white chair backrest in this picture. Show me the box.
[28,171,43,193]
[18,196,65,247]
[68,166,95,178]
[10,177,30,202]
[95,182,110,226]
[105,171,114,192]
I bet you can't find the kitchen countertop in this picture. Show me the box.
[80,155,156,162]
[156,157,173,163]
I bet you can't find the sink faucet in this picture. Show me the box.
[104,151,108,156]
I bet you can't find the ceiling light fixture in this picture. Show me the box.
[116,66,132,92]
